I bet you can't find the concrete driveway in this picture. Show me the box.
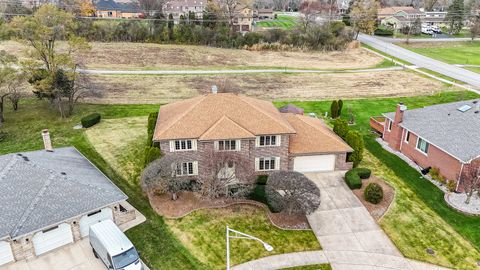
[1,239,105,270]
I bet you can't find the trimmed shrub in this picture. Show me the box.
[355,168,371,179]
[333,118,349,139]
[429,167,446,184]
[146,112,159,146]
[364,183,384,204]
[345,130,364,167]
[337,99,343,117]
[345,169,362,189]
[446,180,457,192]
[330,100,339,118]
[374,28,394,36]
[144,146,161,167]
[257,175,268,185]
[81,113,101,128]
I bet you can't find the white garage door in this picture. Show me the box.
[79,208,113,237]
[0,241,14,266]
[293,155,336,172]
[32,223,73,256]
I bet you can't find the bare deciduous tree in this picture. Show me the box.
[0,50,18,125]
[141,155,190,200]
[266,171,321,215]
[463,166,480,204]
[470,16,480,41]
[199,149,256,199]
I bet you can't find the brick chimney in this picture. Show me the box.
[41,129,53,152]
[394,103,407,124]
[389,103,407,151]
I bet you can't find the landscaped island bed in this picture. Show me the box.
[0,41,383,70]
[1,90,479,269]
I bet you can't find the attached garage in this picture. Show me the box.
[293,155,336,172]
[79,208,113,237]
[0,241,14,266]
[32,223,74,256]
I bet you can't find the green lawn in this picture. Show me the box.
[275,90,480,269]
[166,206,320,269]
[402,41,480,66]
[256,15,298,29]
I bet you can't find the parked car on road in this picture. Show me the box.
[90,219,144,270]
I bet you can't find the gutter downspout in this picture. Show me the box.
[456,162,465,191]
[399,128,405,151]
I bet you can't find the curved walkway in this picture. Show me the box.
[233,171,449,270]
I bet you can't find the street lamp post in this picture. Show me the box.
[226,226,273,270]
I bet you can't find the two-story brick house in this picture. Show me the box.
[371,100,480,192]
[153,93,352,184]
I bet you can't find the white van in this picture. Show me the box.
[89,220,143,270]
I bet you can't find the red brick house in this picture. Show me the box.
[371,100,480,191]
[153,93,352,184]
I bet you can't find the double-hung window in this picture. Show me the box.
[170,139,196,152]
[388,120,393,131]
[416,137,429,154]
[256,157,279,171]
[216,140,239,151]
[176,162,198,176]
[257,135,280,147]
[404,131,410,143]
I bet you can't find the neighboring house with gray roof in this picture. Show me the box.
[0,146,135,266]
[370,99,480,192]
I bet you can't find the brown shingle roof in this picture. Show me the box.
[153,93,295,141]
[284,114,353,154]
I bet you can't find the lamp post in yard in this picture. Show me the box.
[226,226,274,270]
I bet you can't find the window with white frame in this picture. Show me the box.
[256,157,279,171]
[216,140,239,151]
[416,137,429,154]
[170,139,196,152]
[257,135,280,147]
[175,162,198,176]
[388,120,393,131]
[404,131,410,143]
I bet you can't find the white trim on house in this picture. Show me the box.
[255,157,280,171]
[256,135,281,147]
[387,119,393,132]
[175,161,198,176]
[404,130,411,143]
[214,140,241,151]
[170,139,197,152]
[415,136,429,156]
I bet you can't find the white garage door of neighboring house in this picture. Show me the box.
[0,241,14,266]
[293,155,336,172]
[32,223,74,256]
[79,208,113,237]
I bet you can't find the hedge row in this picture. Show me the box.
[81,113,101,128]
[374,28,394,36]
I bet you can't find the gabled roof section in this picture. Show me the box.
[154,93,296,140]
[199,116,255,140]
[0,147,127,239]
[283,114,353,154]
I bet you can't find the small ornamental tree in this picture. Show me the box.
[462,167,480,204]
[333,118,349,139]
[330,100,339,118]
[265,171,321,215]
[141,155,187,200]
[345,130,364,167]
[337,99,343,117]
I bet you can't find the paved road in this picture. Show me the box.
[376,36,474,43]
[233,172,450,270]
[77,66,403,75]
[358,34,480,89]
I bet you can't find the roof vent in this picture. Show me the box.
[457,105,472,112]
[22,156,29,162]
[61,172,67,175]
[211,85,218,94]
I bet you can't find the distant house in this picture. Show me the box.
[94,0,143,18]
[379,6,425,29]
[424,11,447,26]
[370,100,480,192]
[233,6,254,32]
[163,0,206,20]
[255,8,275,20]
[0,143,135,266]
[152,92,352,187]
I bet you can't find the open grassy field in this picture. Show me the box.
[402,41,480,66]
[86,71,449,104]
[255,15,299,29]
[275,90,480,269]
[166,206,320,269]
[0,40,382,70]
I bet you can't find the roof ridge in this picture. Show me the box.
[237,95,295,133]
[199,115,254,140]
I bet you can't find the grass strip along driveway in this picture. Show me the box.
[401,41,480,66]
[275,90,480,269]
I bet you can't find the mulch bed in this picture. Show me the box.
[148,191,310,230]
[352,176,395,221]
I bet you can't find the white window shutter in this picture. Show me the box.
[214,141,219,151]
[276,135,281,146]
[236,140,241,151]
[192,140,198,150]
[255,137,260,147]
[193,161,198,175]
[254,158,259,171]
[169,141,175,152]
[275,157,280,170]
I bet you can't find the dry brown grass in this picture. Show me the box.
[84,71,450,104]
[0,40,383,70]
